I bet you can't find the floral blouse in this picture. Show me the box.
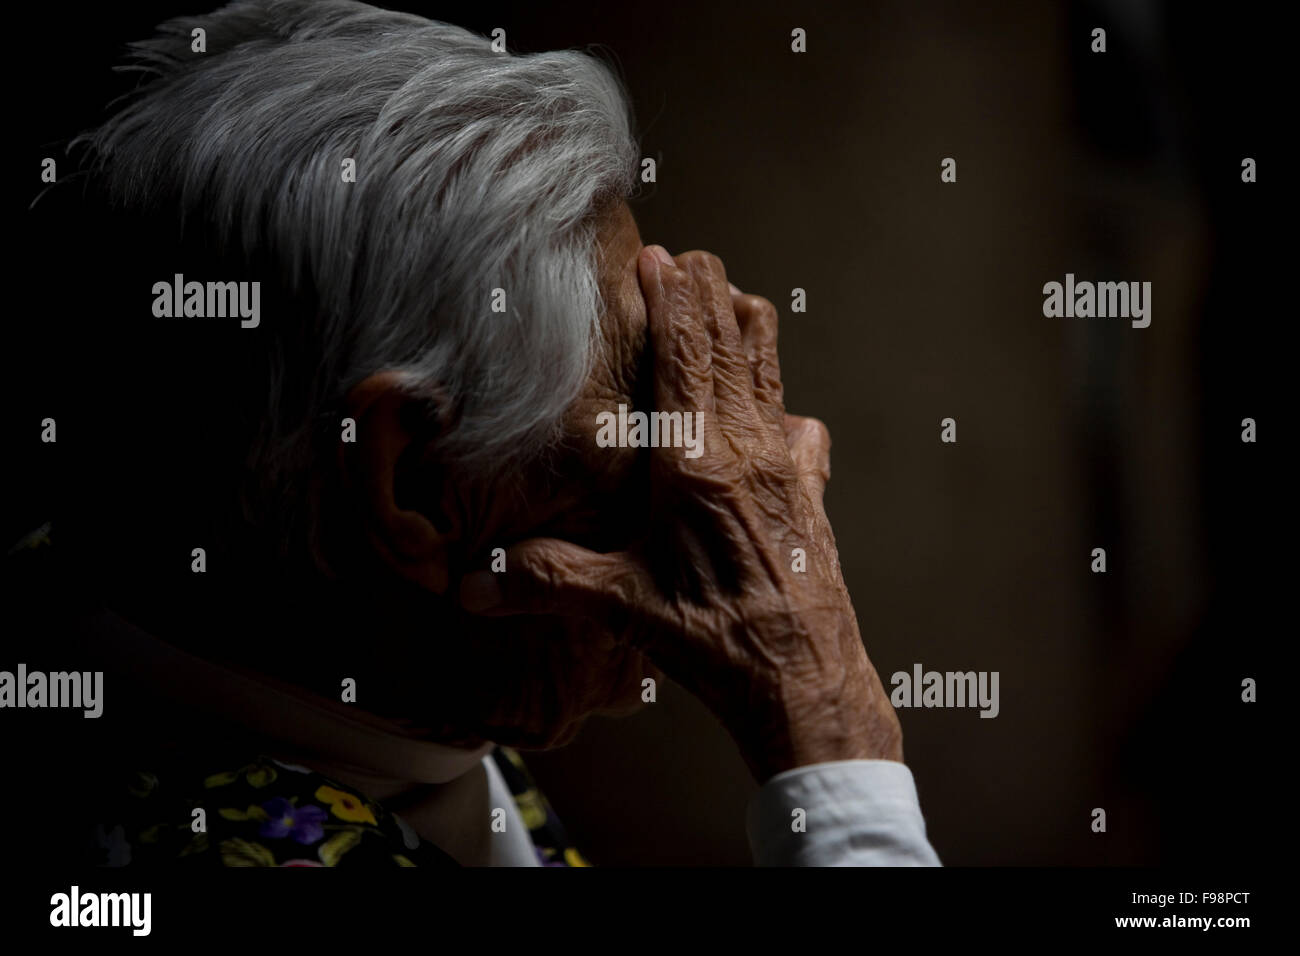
[92,749,590,868]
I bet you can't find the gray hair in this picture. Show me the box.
[74,0,637,555]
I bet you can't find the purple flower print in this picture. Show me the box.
[259,798,328,844]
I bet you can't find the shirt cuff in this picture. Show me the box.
[746,759,942,866]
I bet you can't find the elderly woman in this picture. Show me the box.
[14,0,938,867]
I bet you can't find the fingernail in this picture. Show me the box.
[728,282,742,295]
[460,570,503,612]
[647,245,674,268]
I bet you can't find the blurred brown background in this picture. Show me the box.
[11,0,1278,865]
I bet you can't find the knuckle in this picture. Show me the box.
[663,271,700,314]
[513,547,550,588]
[678,319,713,366]
[749,294,779,326]
[519,542,569,588]
[803,415,832,450]
[678,250,728,284]
[787,414,831,450]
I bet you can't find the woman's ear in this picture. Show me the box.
[340,369,457,594]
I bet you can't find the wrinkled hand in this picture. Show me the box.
[460,245,901,782]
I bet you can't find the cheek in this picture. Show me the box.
[529,404,651,548]
[542,473,651,554]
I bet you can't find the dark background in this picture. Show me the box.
[8,0,1282,865]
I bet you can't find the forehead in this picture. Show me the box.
[595,201,645,318]
[590,200,648,404]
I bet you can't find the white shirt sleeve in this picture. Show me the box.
[746,759,942,866]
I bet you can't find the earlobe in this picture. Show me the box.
[341,370,455,594]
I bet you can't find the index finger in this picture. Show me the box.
[638,245,715,420]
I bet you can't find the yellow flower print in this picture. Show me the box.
[314,785,378,825]
[513,788,548,830]
[564,847,591,867]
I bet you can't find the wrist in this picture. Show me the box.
[736,687,903,783]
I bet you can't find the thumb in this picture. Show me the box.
[457,537,655,623]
